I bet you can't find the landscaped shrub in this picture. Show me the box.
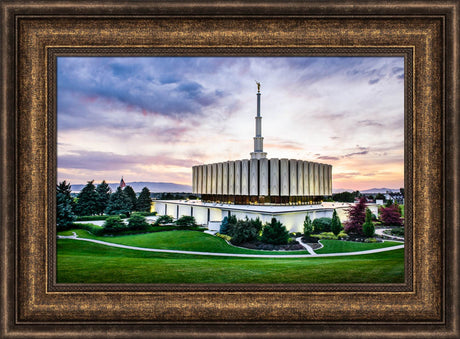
[310,232,338,240]
[154,215,174,225]
[312,217,332,233]
[250,217,263,236]
[330,210,342,236]
[220,215,237,235]
[215,233,232,242]
[390,227,405,237]
[76,215,110,221]
[135,211,157,217]
[75,223,104,236]
[229,217,260,245]
[103,215,127,233]
[175,215,197,227]
[260,218,289,245]
[338,231,349,239]
[362,208,375,237]
[364,237,378,243]
[127,213,150,231]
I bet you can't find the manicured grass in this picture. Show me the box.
[57,239,405,284]
[58,229,310,255]
[315,239,402,254]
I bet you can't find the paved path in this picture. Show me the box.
[58,233,404,258]
[295,237,319,256]
[375,228,404,242]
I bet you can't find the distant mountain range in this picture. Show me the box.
[69,182,400,194]
[333,188,401,194]
[70,181,192,193]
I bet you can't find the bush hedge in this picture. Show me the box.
[312,217,332,233]
[103,216,128,233]
[74,223,104,236]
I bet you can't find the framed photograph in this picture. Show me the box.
[1,1,458,338]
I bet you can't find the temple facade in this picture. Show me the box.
[192,83,332,205]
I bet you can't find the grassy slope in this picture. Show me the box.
[315,240,403,254]
[57,239,405,284]
[58,229,311,255]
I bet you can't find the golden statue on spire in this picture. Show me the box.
[255,80,261,93]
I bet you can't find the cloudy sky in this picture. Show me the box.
[57,56,404,191]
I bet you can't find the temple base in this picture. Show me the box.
[200,194,325,205]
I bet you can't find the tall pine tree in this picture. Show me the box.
[136,187,152,212]
[95,180,111,215]
[331,209,342,236]
[56,180,76,229]
[105,187,133,216]
[123,185,137,212]
[75,180,99,216]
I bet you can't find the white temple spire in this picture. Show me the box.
[251,82,267,159]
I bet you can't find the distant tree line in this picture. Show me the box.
[56,180,153,230]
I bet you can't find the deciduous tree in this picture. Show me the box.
[379,204,403,226]
[344,196,367,235]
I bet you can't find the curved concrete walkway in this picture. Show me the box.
[374,228,405,242]
[295,237,319,256]
[58,232,404,258]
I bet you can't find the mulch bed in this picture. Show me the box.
[235,240,305,251]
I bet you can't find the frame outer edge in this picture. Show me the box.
[446,1,460,336]
[2,0,460,338]
[1,1,16,338]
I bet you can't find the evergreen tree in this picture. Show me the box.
[229,217,260,245]
[331,209,342,237]
[344,196,367,235]
[260,217,289,245]
[56,180,76,229]
[362,208,375,237]
[95,180,111,215]
[105,187,133,216]
[303,214,313,238]
[220,215,237,235]
[136,187,152,212]
[74,180,99,216]
[123,185,137,212]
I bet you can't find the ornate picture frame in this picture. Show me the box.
[1,1,458,337]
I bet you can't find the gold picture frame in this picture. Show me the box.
[1,1,458,337]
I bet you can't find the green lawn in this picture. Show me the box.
[58,229,311,255]
[315,239,403,254]
[57,239,405,284]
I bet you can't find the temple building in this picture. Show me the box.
[192,83,332,205]
[152,83,350,233]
